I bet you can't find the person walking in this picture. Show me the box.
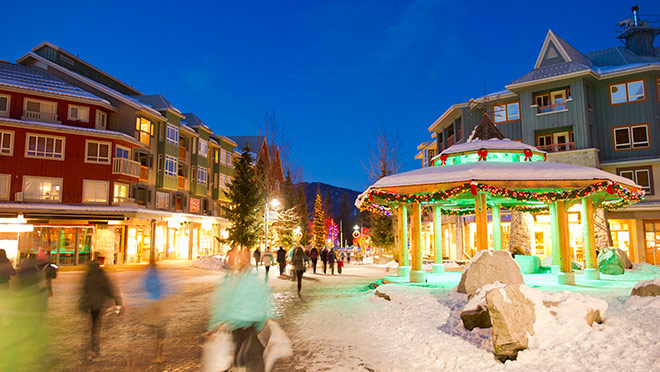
[276,247,286,276]
[0,249,16,326]
[292,247,305,296]
[327,248,337,275]
[36,250,57,297]
[261,247,274,282]
[81,254,122,359]
[346,251,351,264]
[253,248,261,271]
[320,247,329,274]
[309,247,318,274]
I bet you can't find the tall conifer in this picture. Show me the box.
[312,193,326,248]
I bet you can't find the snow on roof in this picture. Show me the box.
[440,138,543,156]
[132,94,184,116]
[367,161,640,190]
[0,61,110,105]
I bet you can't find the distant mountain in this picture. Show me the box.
[300,182,361,220]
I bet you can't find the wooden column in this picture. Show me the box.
[397,204,411,278]
[581,197,600,280]
[492,204,502,251]
[432,205,445,273]
[410,203,425,282]
[555,200,575,285]
[549,202,561,274]
[475,192,488,251]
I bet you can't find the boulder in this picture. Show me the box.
[486,284,536,361]
[615,248,633,270]
[631,278,660,297]
[457,250,524,297]
[514,255,541,274]
[597,248,625,275]
[460,283,504,330]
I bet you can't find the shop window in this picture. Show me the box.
[83,180,109,203]
[0,130,13,155]
[86,140,111,164]
[23,176,62,201]
[618,167,653,195]
[26,133,65,160]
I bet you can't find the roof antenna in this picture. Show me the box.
[483,80,487,96]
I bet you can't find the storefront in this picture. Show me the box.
[644,220,660,266]
[18,225,95,266]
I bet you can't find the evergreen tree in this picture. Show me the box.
[311,193,326,248]
[222,146,265,248]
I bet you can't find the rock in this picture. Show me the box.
[374,290,391,301]
[597,248,625,275]
[460,305,492,331]
[631,278,660,297]
[457,250,524,297]
[514,255,541,274]
[541,292,607,327]
[615,248,633,270]
[486,284,536,361]
[585,309,603,327]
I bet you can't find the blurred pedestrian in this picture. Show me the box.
[205,247,274,371]
[327,248,337,275]
[80,254,122,359]
[0,249,16,326]
[36,249,57,297]
[253,248,261,270]
[292,247,305,295]
[144,262,167,363]
[261,247,274,282]
[321,247,329,274]
[347,250,351,263]
[276,247,286,276]
[309,247,318,274]
[337,259,344,274]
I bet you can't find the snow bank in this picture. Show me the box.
[192,255,226,271]
[463,282,505,311]
[375,260,399,269]
[626,295,660,309]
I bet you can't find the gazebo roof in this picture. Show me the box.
[467,113,505,141]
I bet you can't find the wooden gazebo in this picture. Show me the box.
[356,115,645,284]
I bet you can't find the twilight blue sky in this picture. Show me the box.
[4,0,659,192]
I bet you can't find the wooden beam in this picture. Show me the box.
[398,204,409,267]
[475,192,488,251]
[433,205,442,263]
[411,203,422,271]
[492,204,502,250]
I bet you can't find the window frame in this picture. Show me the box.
[156,191,170,209]
[25,133,65,160]
[164,155,177,177]
[166,123,179,145]
[85,140,112,164]
[0,130,14,156]
[82,179,109,203]
[22,176,63,202]
[0,94,10,117]
[135,117,153,147]
[115,145,130,159]
[493,101,521,123]
[197,167,208,185]
[616,166,653,195]
[198,139,208,158]
[190,197,200,213]
[95,110,107,130]
[113,182,129,203]
[533,88,571,113]
[612,123,650,151]
[24,98,57,115]
[67,104,90,122]
[609,79,647,106]
[0,174,9,200]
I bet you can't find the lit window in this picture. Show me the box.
[190,198,200,213]
[198,167,208,185]
[23,176,62,201]
[165,155,177,176]
[0,131,13,155]
[26,134,64,159]
[0,95,10,116]
[68,105,90,122]
[618,168,653,194]
[0,174,9,200]
[135,117,152,146]
[83,180,109,203]
[86,141,111,164]
[199,139,208,158]
[614,124,649,150]
[96,111,107,130]
[113,182,129,203]
[156,191,170,209]
[166,124,179,145]
[610,80,645,104]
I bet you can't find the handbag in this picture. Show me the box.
[202,327,235,372]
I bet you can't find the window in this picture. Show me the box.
[493,102,520,123]
[86,140,111,164]
[198,167,208,185]
[156,191,170,209]
[113,182,129,203]
[534,88,570,113]
[618,167,653,195]
[83,180,109,203]
[226,152,233,166]
[215,149,219,164]
[613,124,649,151]
[96,110,107,130]
[0,94,10,116]
[26,134,64,160]
[116,145,130,159]
[23,176,62,201]
[135,117,153,146]
[24,99,57,120]
[166,124,179,145]
[0,130,13,155]
[609,80,646,105]
[190,198,200,213]
[68,105,90,122]
[165,155,177,176]
[0,174,9,200]
[220,149,227,165]
[199,139,208,158]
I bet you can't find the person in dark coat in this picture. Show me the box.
[253,248,261,271]
[276,247,287,276]
[320,247,329,274]
[0,249,16,326]
[81,254,122,359]
[309,247,319,274]
[327,248,337,275]
[292,247,306,295]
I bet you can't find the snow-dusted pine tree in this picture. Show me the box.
[311,193,326,248]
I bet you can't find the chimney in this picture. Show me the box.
[616,5,660,57]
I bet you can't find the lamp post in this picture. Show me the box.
[265,198,280,249]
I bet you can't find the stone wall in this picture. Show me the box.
[546,148,599,168]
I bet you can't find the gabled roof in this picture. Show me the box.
[210,134,238,147]
[228,136,266,153]
[467,113,505,142]
[509,62,593,86]
[132,94,184,118]
[534,30,593,69]
[182,112,212,132]
[0,61,111,107]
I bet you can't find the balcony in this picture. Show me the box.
[446,134,455,147]
[179,146,187,160]
[139,165,150,181]
[536,102,568,114]
[536,142,576,153]
[112,157,141,178]
[22,110,59,123]
[178,176,185,189]
[112,196,137,206]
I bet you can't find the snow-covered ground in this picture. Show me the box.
[280,263,660,372]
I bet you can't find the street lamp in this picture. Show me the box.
[265,198,280,249]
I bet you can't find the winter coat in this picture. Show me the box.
[320,248,329,262]
[276,248,286,264]
[327,251,337,264]
[261,251,274,266]
[292,251,305,271]
[82,261,121,311]
[144,266,164,301]
[0,260,16,284]
[254,249,261,262]
[310,248,319,260]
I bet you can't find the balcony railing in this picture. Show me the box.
[178,176,185,189]
[536,142,576,153]
[536,102,567,114]
[22,110,59,123]
[179,146,186,159]
[112,196,137,206]
[139,165,150,181]
[112,157,141,178]
[446,135,455,147]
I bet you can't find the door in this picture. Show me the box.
[644,221,660,266]
[553,131,569,151]
[551,91,566,111]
